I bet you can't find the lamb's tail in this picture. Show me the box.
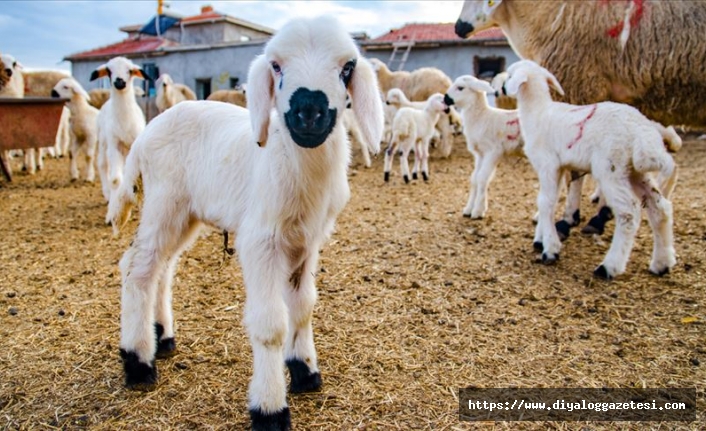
[652,121,682,153]
[106,145,141,237]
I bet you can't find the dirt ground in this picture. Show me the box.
[0,135,704,430]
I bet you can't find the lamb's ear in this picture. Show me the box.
[90,65,108,81]
[544,70,565,96]
[131,68,150,82]
[470,79,495,94]
[247,55,274,147]
[349,57,384,155]
[504,69,528,96]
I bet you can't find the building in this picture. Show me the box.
[361,22,520,81]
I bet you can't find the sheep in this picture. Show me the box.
[51,78,100,182]
[383,93,449,183]
[88,89,111,109]
[0,54,23,98]
[23,69,72,160]
[490,72,516,110]
[456,0,706,235]
[443,75,524,219]
[369,58,452,102]
[90,56,147,206]
[155,73,196,113]
[206,88,247,107]
[105,15,384,431]
[0,55,10,91]
[385,88,462,158]
[504,59,678,280]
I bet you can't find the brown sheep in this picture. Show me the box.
[0,56,9,91]
[206,88,247,107]
[22,70,70,97]
[88,88,111,109]
[368,58,452,102]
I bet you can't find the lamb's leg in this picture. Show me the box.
[420,140,430,182]
[284,251,322,394]
[84,139,97,183]
[556,171,584,240]
[582,189,613,236]
[631,174,676,275]
[383,141,397,182]
[471,151,501,219]
[98,142,111,202]
[352,126,371,168]
[400,143,412,184]
[239,236,291,430]
[69,138,80,181]
[463,151,482,218]
[107,142,126,202]
[23,149,36,175]
[119,205,195,389]
[154,224,203,358]
[593,178,639,280]
[535,168,562,262]
[411,140,422,180]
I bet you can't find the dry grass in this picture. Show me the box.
[0,136,704,430]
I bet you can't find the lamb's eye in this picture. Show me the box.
[340,60,356,86]
[271,62,281,74]
[457,86,464,91]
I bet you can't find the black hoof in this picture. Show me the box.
[591,195,600,204]
[403,175,410,184]
[154,323,176,358]
[120,349,157,390]
[384,171,390,182]
[286,358,322,393]
[649,266,670,276]
[250,407,291,431]
[583,207,612,235]
[555,220,571,242]
[593,265,613,280]
[462,213,472,218]
[412,172,418,180]
[422,172,429,182]
[571,209,581,226]
[541,252,558,264]
[533,241,543,252]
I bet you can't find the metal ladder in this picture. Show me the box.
[388,37,415,71]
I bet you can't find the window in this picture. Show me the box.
[474,56,505,80]
[141,62,159,97]
[229,77,240,89]
[195,78,212,100]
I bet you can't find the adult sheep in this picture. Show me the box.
[206,88,247,107]
[369,57,452,102]
[0,56,9,90]
[155,73,196,113]
[455,0,706,127]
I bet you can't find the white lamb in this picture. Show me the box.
[51,78,100,182]
[155,73,196,113]
[505,60,679,280]
[444,75,524,219]
[383,93,449,183]
[90,56,147,207]
[106,15,383,431]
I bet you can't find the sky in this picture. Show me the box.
[0,0,466,72]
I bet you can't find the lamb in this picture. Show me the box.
[443,75,524,219]
[0,54,24,98]
[456,0,705,235]
[105,15,383,431]
[206,88,247,107]
[490,72,516,110]
[51,78,100,182]
[385,88,462,158]
[505,60,678,280]
[23,69,72,160]
[369,58,452,102]
[0,54,11,91]
[90,56,147,206]
[155,73,196,113]
[383,93,449,183]
[88,88,110,109]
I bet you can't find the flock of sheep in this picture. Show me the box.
[2,1,705,429]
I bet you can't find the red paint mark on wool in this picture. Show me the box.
[605,0,645,38]
[506,118,521,141]
[567,104,598,149]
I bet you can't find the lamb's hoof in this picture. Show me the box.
[403,175,410,184]
[422,172,429,182]
[649,266,670,277]
[154,323,176,358]
[533,241,543,252]
[286,358,322,393]
[571,209,581,226]
[384,172,390,182]
[593,265,613,280]
[70,177,78,183]
[555,220,571,242]
[541,252,558,264]
[412,172,418,180]
[582,207,612,235]
[591,195,600,204]
[120,349,157,390]
[462,212,472,218]
[250,407,291,431]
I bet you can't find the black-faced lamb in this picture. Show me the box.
[505,60,678,280]
[106,15,384,431]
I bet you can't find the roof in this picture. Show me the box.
[364,23,506,45]
[65,36,179,61]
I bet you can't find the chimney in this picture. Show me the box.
[201,5,214,14]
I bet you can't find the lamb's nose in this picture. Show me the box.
[296,106,323,128]
[114,78,126,90]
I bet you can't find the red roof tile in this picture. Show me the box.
[370,23,505,43]
[66,36,178,60]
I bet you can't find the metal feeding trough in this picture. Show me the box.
[0,97,68,181]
